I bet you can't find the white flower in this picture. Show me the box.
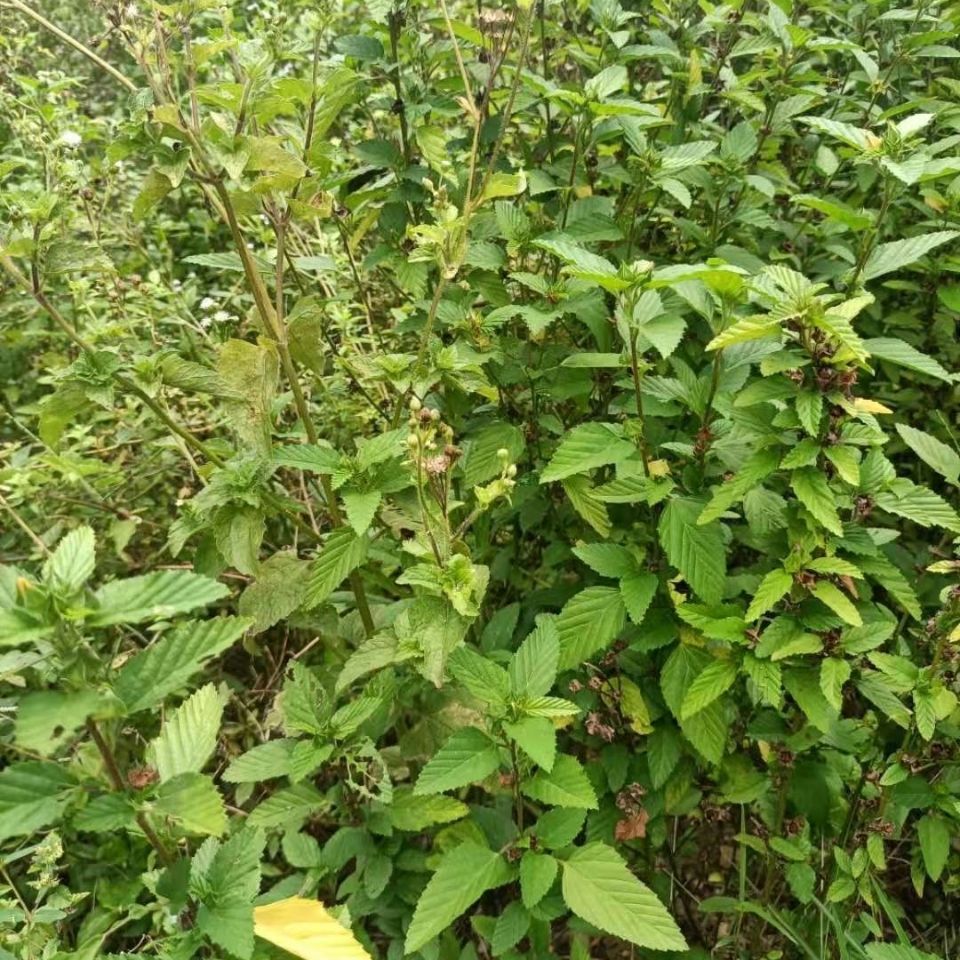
[212,310,233,324]
[59,131,82,148]
[199,297,217,311]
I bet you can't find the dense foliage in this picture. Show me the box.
[2,0,960,958]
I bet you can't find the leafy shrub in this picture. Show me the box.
[1,1,960,959]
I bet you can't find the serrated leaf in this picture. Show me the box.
[555,586,626,670]
[875,480,960,532]
[862,231,958,281]
[522,754,597,809]
[560,842,687,951]
[89,571,229,626]
[680,659,738,719]
[811,581,862,626]
[304,529,368,608]
[540,423,636,483]
[44,526,95,594]
[388,791,469,831]
[916,814,950,882]
[820,658,851,711]
[866,337,952,382]
[520,852,558,908]
[659,498,727,603]
[509,618,560,698]
[405,843,510,954]
[895,424,960,484]
[503,716,556,771]
[791,467,843,535]
[155,772,227,836]
[746,569,793,622]
[223,739,295,783]
[413,727,500,795]
[149,684,226,782]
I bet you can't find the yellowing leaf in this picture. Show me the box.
[253,897,371,960]
[852,398,892,415]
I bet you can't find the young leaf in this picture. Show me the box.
[659,498,727,603]
[680,659,738,720]
[148,684,226,782]
[521,754,598,809]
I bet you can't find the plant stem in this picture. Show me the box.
[86,718,174,866]
[3,0,137,92]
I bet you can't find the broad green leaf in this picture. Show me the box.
[540,423,636,483]
[304,529,368,609]
[238,551,311,634]
[0,762,75,842]
[560,842,687,951]
[155,772,227,836]
[811,581,862,626]
[659,498,727,603]
[520,852,558,908]
[521,754,597,809]
[149,684,226,782]
[916,814,950,882]
[820,658,852,711]
[89,571,230,627]
[620,572,658,626]
[862,230,958,281]
[875,480,960,532]
[680,659,738,719]
[405,843,510,954]
[274,442,341,474]
[114,617,249,713]
[413,727,500,795]
[43,526,95,594]
[555,586,626,670]
[895,424,960,484]
[699,448,781,524]
[509,618,560,698]
[388,791,469,831]
[223,739,296,783]
[866,337,952,382]
[447,645,510,705]
[746,569,793,622]
[503,716,556,771]
[791,468,843,535]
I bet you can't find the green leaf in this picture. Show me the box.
[114,617,249,713]
[0,762,75,842]
[791,467,843,535]
[895,424,960,484]
[15,689,108,756]
[698,449,781,524]
[223,739,296,783]
[89,571,230,627]
[659,497,727,603]
[405,843,510,954]
[540,423,636,483]
[521,754,597,809]
[866,337,952,383]
[661,644,727,764]
[875,480,960,532]
[560,842,687,951]
[413,726,500,795]
[155,772,227,836]
[555,586,626,670]
[619,572,658,626]
[916,814,950,882]
[447,645,510,705]
[43,526,95,594]
[862,230,958,281]
[820,658,852,711]
[509,618,560,698]
[503,716,556,771]
[148,684,225,782]
[811,581,862,626]
[680,659,738,719]
[520,852,558,908]
[572,542,637,578]
[746,569,793,622]
[248,783,328,828]
[388,791,469,831]
[238,551,311,635]
[273,442,341,474]
[304,528,368,608]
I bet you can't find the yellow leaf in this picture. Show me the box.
[648,459,671,477]
[852,397,892,415]
[254,897,371,960]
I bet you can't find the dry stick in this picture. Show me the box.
[85,718,174,866]
[3,0,138,92]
